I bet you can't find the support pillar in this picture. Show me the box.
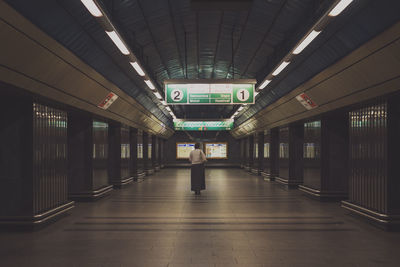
[153,136,160,171]
[251,133,260,175]
[261,130,272,180]
[299,114,348,201]
[0,94,73,228]
[108,122,133,189]
[147,133,155,175]
[240,138,245,168]
[143,131,148,176]
[269,128,279,181]
[245,135,254,172]
[158,138,163,169]
[342,98,400,230]
[143,132,154,175]
[257,132,264,175]
[137,130,146,179]
[275,124,304,188]
[130,127,142,181]
[68,113,113,201]
[250,132,264,175]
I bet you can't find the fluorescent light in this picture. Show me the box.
[130,62,145,76]
[161,101,167,105]
[105,31,130,55]
[234,111,239,116]
[144,80,155,90]
[238,106,244,111]
[272,61,290,76]
[329,0,354,16]
[166,106,171,112]
[154,91,163,100]
[255,91,259,97]
[81,0,103,17]
[293,30,321,55]
[259,79,271,89]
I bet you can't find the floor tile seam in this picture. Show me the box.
[62,228,358,232]
[72,222,346,226]
[111,198,301,200]
[82,217,335,220]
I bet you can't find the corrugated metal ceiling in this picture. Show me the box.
[235,0,400,126]
[5,0,400,128]
[5,0,331,122]
[98,0,330,119]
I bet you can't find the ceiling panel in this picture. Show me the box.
[6,0,399,125]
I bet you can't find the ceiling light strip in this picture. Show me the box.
[329,0,354,17]
[292,30,321,55]
[256,0,355,92]
[130,62,145,76]
[80,0,103,17]
[154,92,163,100]
[272,61,290,76]
[259,79,271,89]
[105,31,130,55]
[145,80,155,90]
[80,0,163,105]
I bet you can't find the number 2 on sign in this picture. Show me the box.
[174,91,180,100]
[237,89,249,102]
[171,89,183,102]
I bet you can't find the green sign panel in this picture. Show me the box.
[166,84,188,104]
[232,84,253,104]
[165,80,255,105]
[174,120,234,131]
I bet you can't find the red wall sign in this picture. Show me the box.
[98,92,118,110]
[296,93,318,110]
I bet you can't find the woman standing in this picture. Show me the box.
[189,143,207,195]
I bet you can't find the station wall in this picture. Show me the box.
[164,131,240,167]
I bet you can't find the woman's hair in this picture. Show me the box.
[195,143,200,149]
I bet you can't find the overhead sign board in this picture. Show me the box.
[98,92,118,110]
[164,79,256,105]
[296,92,318,110]
[174,120,234,131]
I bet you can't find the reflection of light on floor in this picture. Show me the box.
[206,169,229,196]
[4,168,391,266]
[174,168,191,195]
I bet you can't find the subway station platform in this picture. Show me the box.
[1,0,400,265]
[1,168,400,267]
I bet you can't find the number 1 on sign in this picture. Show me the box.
[237,89,249,102]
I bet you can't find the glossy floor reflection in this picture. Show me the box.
[1,168,400,267]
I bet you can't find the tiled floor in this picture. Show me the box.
[1,168,400,267]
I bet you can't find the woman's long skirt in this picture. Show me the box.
[191,163,205,192]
